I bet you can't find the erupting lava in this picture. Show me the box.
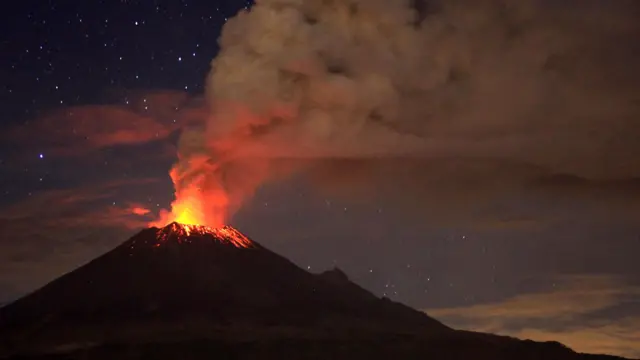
[150,160,250,248]
[155,222,254,249]
[161,188,208,227]
[151,164,229,228]
[150,157,231,226]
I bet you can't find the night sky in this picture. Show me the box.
[1,1,639,357]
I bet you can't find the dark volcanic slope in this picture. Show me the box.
[0,224,631,360]
[0,223,446,353]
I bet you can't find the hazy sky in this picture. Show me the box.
[0,1,638,357]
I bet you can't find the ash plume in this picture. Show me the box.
[170,0,640,225]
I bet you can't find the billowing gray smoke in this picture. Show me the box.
[170,0,640,225]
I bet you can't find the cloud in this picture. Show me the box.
[514,322,640,360]
[430,275,638,320]
[426,274,640,358]
[155,0,640,227]
[0,178,159,231]
[4,90,205,158]
[205,0,640,176]
[127,204,152,216]
[301,157,640,227]
[0,178,164,303]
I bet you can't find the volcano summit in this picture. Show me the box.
[0,223,446,352]
[0,224,629,359]
[153,222,255,248]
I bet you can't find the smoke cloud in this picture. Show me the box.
[169,0,640,226]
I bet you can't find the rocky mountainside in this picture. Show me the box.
[0,223,631,360]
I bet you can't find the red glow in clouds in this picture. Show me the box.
[129,206,151,216]
[150,154,230,228]
[149,102,279,230]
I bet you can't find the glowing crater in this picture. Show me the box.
[154,222,255,249]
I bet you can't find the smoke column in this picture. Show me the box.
[159,0,640,227]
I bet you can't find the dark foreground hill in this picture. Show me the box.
[0,223,631,360]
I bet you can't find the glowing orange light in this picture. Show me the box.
[148,157,253,249]
[130,206,151,216]
[167,186,207,226]
[154,222,254,249]
[150,158,229,229]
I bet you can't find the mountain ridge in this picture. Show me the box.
[0,223,632,360]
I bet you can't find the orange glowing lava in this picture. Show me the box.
[155,222,254,249]
[150,158,230,229]
[149,159,252,248]
[164,187,207,226]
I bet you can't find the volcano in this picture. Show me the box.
[0,223,630,359]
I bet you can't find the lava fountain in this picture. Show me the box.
[155,222,255,249]
[150,155,230,229]
[149,154,254,248]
